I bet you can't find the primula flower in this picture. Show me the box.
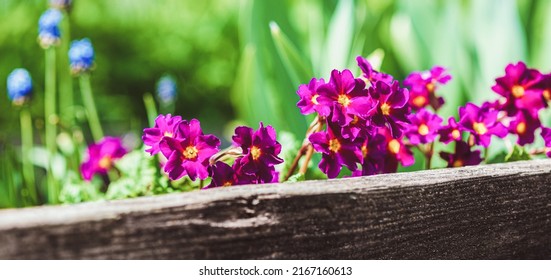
[204,161,255,189]
[439,117,463,144]
[404,66,451,110]
[159,119,220,181]
[156,74,178,105]
[458,103,507,147]
[353,134,386,176]
[309,120,362,178]
[535,74,551,106]
[378,128,414,173]
[405,108,443,145]
[142,114,182,155]
[356,56,394,86]
[541,127,551,158]
[7,68,33,106]
[440,141,483,168]
[491,61,545,117]
[296,78,330,116]
[232,123,283,183]
[69,38,95,74]
[508,110,540,146]
[317,69,373,126]
[81,137,127,181]
[368,80,410,138]
[38,9,62,48]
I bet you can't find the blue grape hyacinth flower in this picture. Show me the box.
[69,38,95,74]
[7,69,33,106]
[38,9,62,48]
[156,75,178,105]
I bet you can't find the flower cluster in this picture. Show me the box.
[38,9,63,48]
[297,56,414,178]
[69,38,95,74]
[7,68,33,106]
[81,137,127,181]
[142,115,283,188]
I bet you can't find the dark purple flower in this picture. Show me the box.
[368,80,410,138]
[232,123,283,183]
[159,119,220,181]
[204,160,256,189]
[80,137,127,181]
[541,127,551,158]
[378,127,414,173]
[405,108,443,145]
[491,61,545,116]
[404,66,451,110]
[296,78,331,116]
[317,69,373,126]
[508,110,540,146]
[309,120,362,178]
[354,134,386,176]
[439,117,463,144]
[535,74,551,107]
[458,103,508,147]
[440,141,483,168]
[142,114,182,155]
[356,56,394,86]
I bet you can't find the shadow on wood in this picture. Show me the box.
[0,159,550,259]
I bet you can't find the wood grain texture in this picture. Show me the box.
[0,159,550,259]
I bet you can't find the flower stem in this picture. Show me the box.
[143,93,158,127]
[20,107,37,204]
[58,11,74,126]
[425,142,434,170]
[284,116,323,181]
[45,47,59,204]
[79,73,104,142]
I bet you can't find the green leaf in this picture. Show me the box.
[270,21,313,86]
[505,145,531,162]
[59,172,103,204]
[321,0,355,73]
[286,173,305,183]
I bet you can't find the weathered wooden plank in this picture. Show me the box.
[0,159,550,259]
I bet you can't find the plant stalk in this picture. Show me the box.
[79,73,104,142]
[45,47,59,204]
[143,93,158,127]
[20,107,37,204]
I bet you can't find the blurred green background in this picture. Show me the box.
[1,0,551,203]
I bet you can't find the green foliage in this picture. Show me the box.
[505,145,532,162]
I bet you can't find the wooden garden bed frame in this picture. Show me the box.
[0,159,550,259]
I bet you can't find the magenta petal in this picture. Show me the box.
[164,151,186,180]
[159,137,182,158]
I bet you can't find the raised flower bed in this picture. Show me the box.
[0,159,549,259]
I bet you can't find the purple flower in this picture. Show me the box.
[204,160,256,189]
[317,69,373,126]
[379,127,414,173]
[80,137,127,181]
[368,80,411,138]
[491,61,545,117]
[541,127,551,158]
[356,56,394,86]
[458,103,508,147]
[296,78,331,116]
[405,108,443,145]
[354,134,386,176]
[142,114,182,155]
[535,74,551,107]
[404,66,451,110]
[309,120,362,178]
[159,119,220,181]
[440,141,483,168]
[439,117,463,144]
[232,123,283,183]
[508,110,540,146]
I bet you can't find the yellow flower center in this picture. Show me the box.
[543,89,550,101]
[451,129,461,140]
[311,94,319,105]
[251,146,262,160]
[426,82,435,93]
[473,122,488,135]
[412,96,427,108]
[98,156,112,169]
[361,145,369,158]
[452,159,463,167]
[388,139,400,154]
[418,124,429,136]
[516,122,527,135]
[512,85,525,98]
[163,131,173,138]
[380,103,391,115]
[337,94,351,107]
[183,146,199,160]
[329,139,341,153]
[223,181,233,187]
[351,115,360,125]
